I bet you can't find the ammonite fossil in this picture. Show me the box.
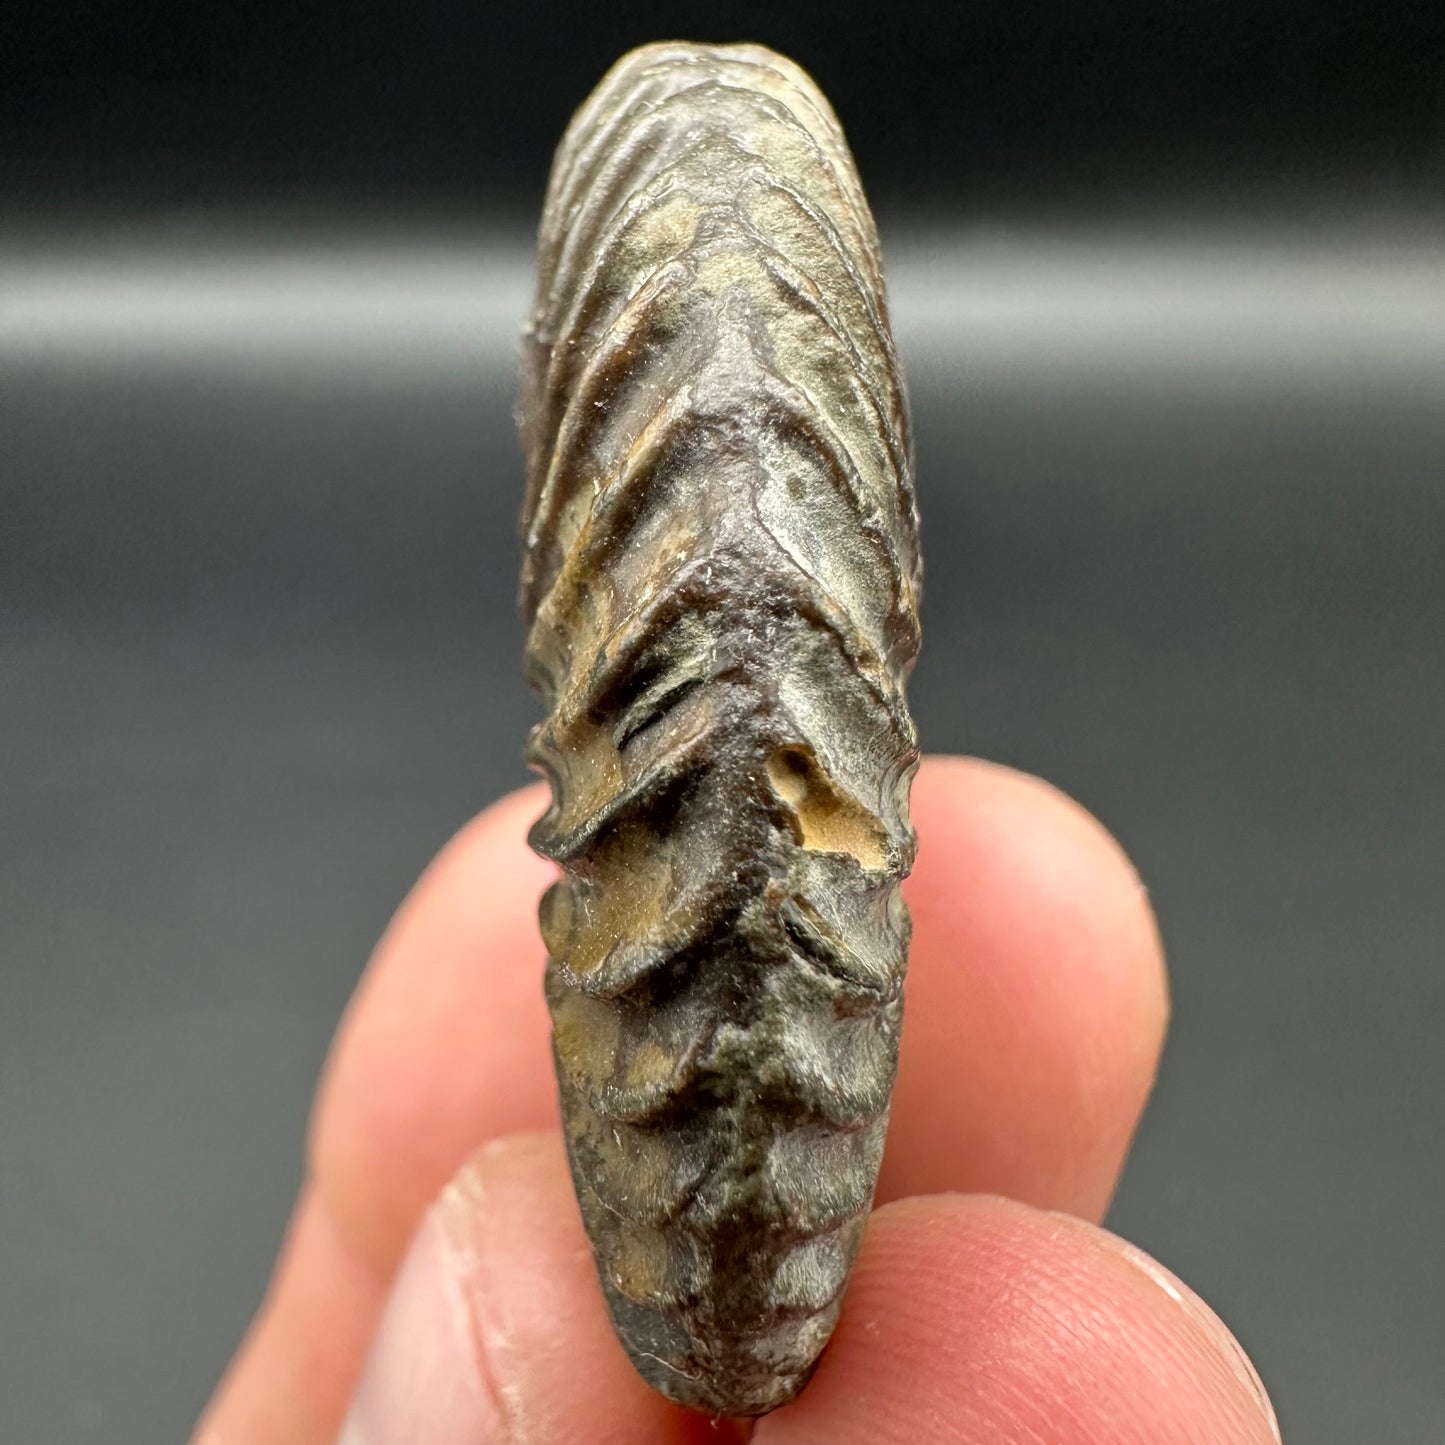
[517,41,921,1417]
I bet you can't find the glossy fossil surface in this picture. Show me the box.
[517,40,921,1416]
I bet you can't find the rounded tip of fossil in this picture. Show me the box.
[632,1350,820,1419]
[604,1269,844,1417]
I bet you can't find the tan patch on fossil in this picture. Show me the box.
[626,1037,678,1091]
[573,1105,682,1217]
[545,713,625,840]
[766,745,888,870]
[611,1218,674,1302]
[550,983,622,1087]
[551,820,678,978]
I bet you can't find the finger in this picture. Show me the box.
[754,1194,1280,1445]
[195,1188,385,1445]
[312,783,560,1276]
[195,785,557,1445]
[881,757,1168,1219]
[336,1131,746,1445]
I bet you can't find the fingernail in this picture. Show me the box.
[1103,1234,1281,1443]
[339,1170,509,1445]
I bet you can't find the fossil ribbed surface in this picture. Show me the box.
[518,41,921,1417]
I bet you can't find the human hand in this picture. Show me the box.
[191,756,1279,1444]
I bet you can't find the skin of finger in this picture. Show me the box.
[310,783,561,1277]
[312,758,1166,1291]
[754,1194,1279,1445]
[881,757,1168,1219]
[193,1186,385,1445]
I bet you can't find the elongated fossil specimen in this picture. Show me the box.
[518,41,921,1416]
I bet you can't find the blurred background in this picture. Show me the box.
[3,2,1442,1440]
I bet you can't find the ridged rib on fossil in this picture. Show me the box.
[518,41,921,1417]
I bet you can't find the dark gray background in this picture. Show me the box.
[3,4,1444,1442]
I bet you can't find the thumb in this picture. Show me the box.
[338,1131,743,1445]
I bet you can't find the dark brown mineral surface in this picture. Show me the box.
[517,40,921,1417]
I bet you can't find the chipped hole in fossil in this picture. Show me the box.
[765,745,888,870]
